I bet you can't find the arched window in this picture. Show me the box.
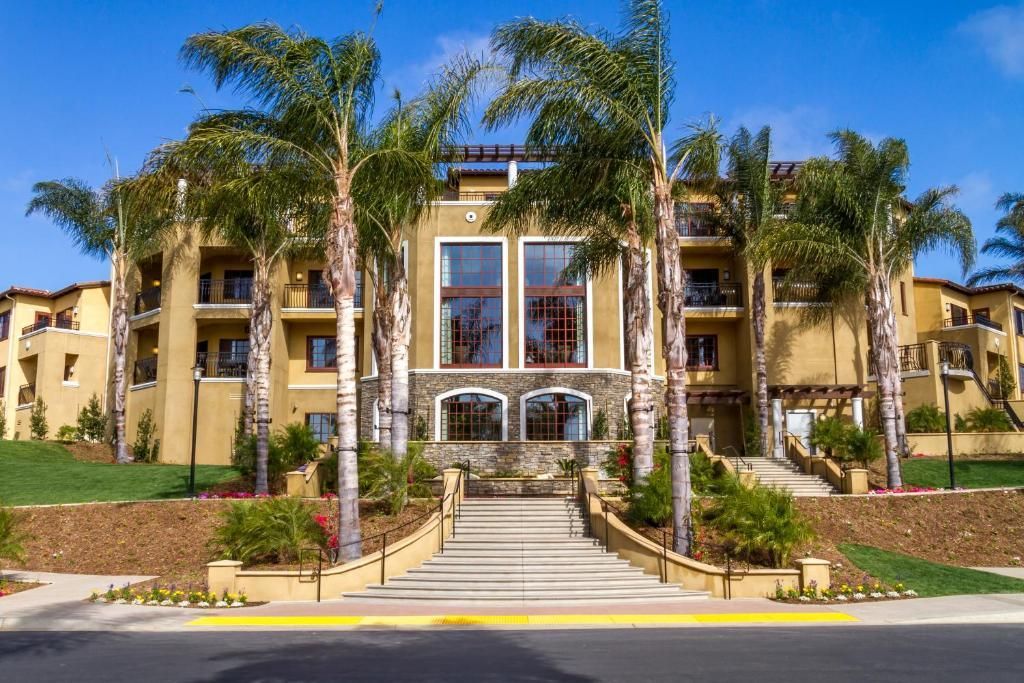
[440,393,503,441]
[525,393,589,441]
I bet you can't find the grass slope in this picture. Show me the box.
[902,459,1024,489]
[0,440,240,506]
[840,544,1024,597]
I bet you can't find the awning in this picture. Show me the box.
[769,384,875,400]
[687,389,750,405]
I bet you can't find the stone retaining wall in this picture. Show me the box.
[416,440,622,476]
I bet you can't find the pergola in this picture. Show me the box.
[769,384,875,400]
[686,389,750,405]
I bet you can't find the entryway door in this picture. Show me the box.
[785,409,817,454]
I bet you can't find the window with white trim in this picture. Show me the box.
[440,393,502,441]
[440,244,503,367]
[524,243,586,367]
[525,393,588,441]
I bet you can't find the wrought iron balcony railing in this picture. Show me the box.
[898,343,927,372]
[439,190,505,202]
[938,341,973,371]
[18,383,35,406]
[198,279,253,305]
[684,283,742,308]
[196,351,248,378]
[283,282,362,309]
[942,314,1002,332]
[21,317,78,335]
[772,278,824,304]
[133,357,158,384]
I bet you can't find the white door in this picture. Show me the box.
[786,410,817,454]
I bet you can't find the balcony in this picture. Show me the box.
[684,283,742,308]
[937,341,973,371]
[17,383,35,406]
[134,286,161,315]
[196,351,248,379]
[942,314,1002,332]
[283,281,362,309]
[198,279,253,305]
[133,357,158,385]
[898,343,927,372]
[772,278,825,304]
[21,316,78,335]
[440,190,504,202]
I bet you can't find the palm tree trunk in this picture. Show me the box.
[390,262,412,458]
[111,252,131,464]
[866,272,904,488]
[327,175,362,562]
[250,257,273,495]
[622,232,654,480]
[888,303,908,457]
[751,270,770,457]
[371,260,393,451]
[653,181,692,556]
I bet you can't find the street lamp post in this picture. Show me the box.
[189,363,203,497]
[939,360,956,490]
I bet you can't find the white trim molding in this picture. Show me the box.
[19,327,107,342]
[193,304,252,310]
[518,386,593,441]
[433,236,509,371]
[287,384,337,390]
[434,386,509,441]
[517,237,594,370]
[129,381,157,392]
[199,377,245,384]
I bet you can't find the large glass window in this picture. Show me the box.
[306,413,336,444]
[525,393,588,441]
[440,244,503,367]
[686,335,718,370]
[440,393,502,441]
[307,336,337,371]
[524,243,586,367]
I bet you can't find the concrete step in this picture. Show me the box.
[387,576,666,589]
[343,587,705,601]
[408,565,646,577]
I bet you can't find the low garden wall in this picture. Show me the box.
[784,435,868,494]
[579,468,831,598]
[416,440,621,476]
[907,432,1024,456]
[209,469,464,602]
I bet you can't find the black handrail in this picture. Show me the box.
[898,343,927,372]
[684,283,743,308]
[720,444,752,472]
[134,286,162,315]
[21,317,78,335]
[937,342,973,371]
[133,357,158,384]
[943,315,1002,331]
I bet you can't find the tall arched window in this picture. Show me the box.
[440,393,503,441]
[525,393,588,441]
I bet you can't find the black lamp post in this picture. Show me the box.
[188,362,203,497]
[940,360,956,490]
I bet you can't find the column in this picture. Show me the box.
[852,397,864,430]
[771,398,784,459]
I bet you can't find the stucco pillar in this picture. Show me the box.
[771,398,784,459]
[507,160,519,187]
[796,558,831,592]
[852,397,864,429]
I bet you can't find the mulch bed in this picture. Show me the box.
[64,442,116,464]
[0,580,43,597]
[10,498,434,590]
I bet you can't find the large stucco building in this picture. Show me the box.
[0,281,112,439]
[10,147,1020,470]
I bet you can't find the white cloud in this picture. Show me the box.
[951,171,995,213]
[0,169,34,194]
[387,31,492,96]
[958,3,1024,78]
[728,105,833,160]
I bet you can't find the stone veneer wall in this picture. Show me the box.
[359,369,665,441]
[416,440,623,476]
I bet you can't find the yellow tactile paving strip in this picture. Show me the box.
[187,612,858,628]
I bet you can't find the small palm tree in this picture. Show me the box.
[715,126,788,457]
[968,193,1024,285]
[356,55,486,457]
[175,21,418,560]
[484,0,719,555]
[755,131,975,488]
[27,171,168,464]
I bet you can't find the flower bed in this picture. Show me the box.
[771,579,917,604]
[0,579,42,597]
[89,584,253,609]
[869,485,939,495]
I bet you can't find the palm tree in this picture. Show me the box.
[175,22,421,561]
[356,56,485,457]
[755,131,974,488]
[715,126,788,457]
[483,0,718,555]
[484,130,659,482]
[968,193,1024,285]
[26,172,167,464]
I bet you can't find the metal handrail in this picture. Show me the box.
[943,315,1002,331]
[134,286,162,315]
[21,317,78,335]
[720,444,752,472]
[684,282,743,308]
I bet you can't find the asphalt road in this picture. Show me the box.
[1,625,1021,682]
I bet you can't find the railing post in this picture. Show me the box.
[380,532,387,586]
[438,496,444,554]
[317,550,322,603]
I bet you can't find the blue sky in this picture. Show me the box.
[1,0,1021,290]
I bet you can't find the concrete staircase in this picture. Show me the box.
[742,457,837,497]
[343,498,708,603]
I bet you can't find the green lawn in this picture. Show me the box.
[0,440,241,506]
[901,458,1024,489]
[840,544,1024,597]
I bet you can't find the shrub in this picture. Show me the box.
[233,423,320,486]
[0,400,6,439]
[905,404,946,433]
[55,425,79,443]
[655,414,669,440]
[29,398,48,440]
[702,484,814,568]
[211,497,327,565]
[954,414,967,432]
[962,407,1012,433]
[133,409,159,463]
[810,416,848,459]
[273,423,321,466]
[603,443,633,487]
[0,504,27,564]
[743,416,762,457]
[591,409,609,440]
[76,393,108,442]
[360,444,436,515]
[996,355,1017,399]
[413,415,429,441]
[555,458,576,477]
[627,453,672,527]
[841,428,884,469]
